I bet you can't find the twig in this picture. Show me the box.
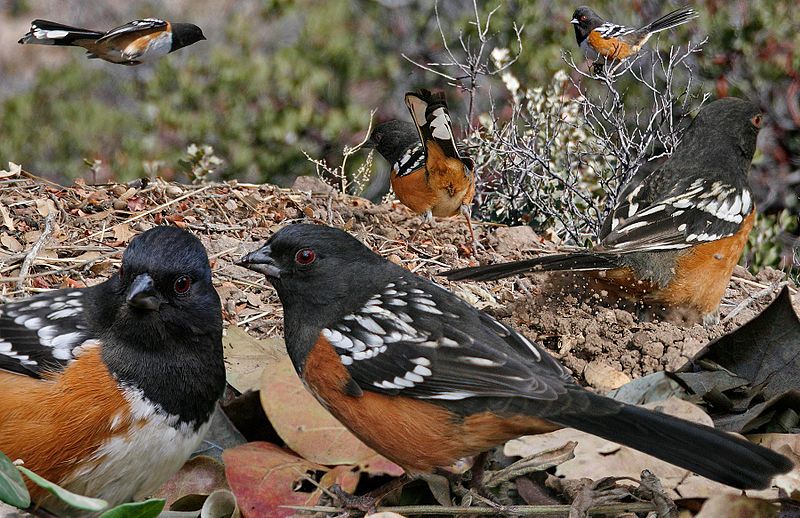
[282,502,657,516]
[16,211,55,290]
[721,280,787,323]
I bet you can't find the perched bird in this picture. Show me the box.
[18,18,205,65]
[0,226,225,513]
[364,89,477,244]
[238,224,791,498]
[447,98,763,325]
[571,5,697,66]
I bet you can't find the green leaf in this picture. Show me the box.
[17,466,107,512]
[99,498,166,518]
[0,452,30,509]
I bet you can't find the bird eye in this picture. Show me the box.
[173,275,192,294]
[751,114,763,128]
[295,249,316,266]
[580,15,587,21]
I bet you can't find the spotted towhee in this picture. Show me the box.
[238,224,791,492]
[0,226,224,513]
[18,18,205,65]
[571,5,697,65]
[364,89,477,244]
[447,98,762,325]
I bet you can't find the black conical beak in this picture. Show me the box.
[127,273,161,310]
[236,245,281,278]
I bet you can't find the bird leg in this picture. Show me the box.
[408,210,434,243]
[460,203,479,250]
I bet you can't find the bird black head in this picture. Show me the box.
[362,120,420,166]
[237,224,393,321]
[674,97,762,166]
[570,6,604,43]
[94,225,221,346]
[170,22,206,52]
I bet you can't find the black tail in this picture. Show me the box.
[644,7,698,34]
[18,19,103,46]
[445,252,619,282]
[404,89,463,161]
[555,392,793,489]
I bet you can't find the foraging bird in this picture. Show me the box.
[364,89,477,245]
[18,18,205,65]
[571,6,698,65]
[0,226,224,513]
[447,98,763,325]
[238,224,791,501]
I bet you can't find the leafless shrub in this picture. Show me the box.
[405,1,709,245]
[304,110,377,197]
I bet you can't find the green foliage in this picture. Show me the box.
[0,452,29,509]
[17,465,108,511]
[99,499,165,518]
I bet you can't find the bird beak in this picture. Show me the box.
[570,18,579,25]
[127,273,161,311]
[236,245,281,278]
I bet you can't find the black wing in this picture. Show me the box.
[393,142,425,178]
[322,273,574,403]
[97,18,167,42]
[600,170,752,253]
[0,288,95,377]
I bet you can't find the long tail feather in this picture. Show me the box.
[554,392,793,490]
[19,19,103,46]
[644,7,698,34]
[445,252,620,282]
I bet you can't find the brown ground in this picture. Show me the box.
[1,172,797,392]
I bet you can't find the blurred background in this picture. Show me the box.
[0,0,797,270]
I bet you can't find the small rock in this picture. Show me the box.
[494,225,539,254]
[584,360,631,391]
[292,175,334,194]
[642,341,664,358]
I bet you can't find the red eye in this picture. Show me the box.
[751,114,763,128]
[295,249,316,265]
[580,15,587,21]
[174,275,191,294]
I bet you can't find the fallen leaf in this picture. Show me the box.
[695,494,777,517]
[127,197,146,212]
[0,205,14,231]
[259,354,402,476]
[113,223,136,243]
[153,456,229,507]
[748,433,800,496]
[222,442,325,518]
[35,199,56,217]
[223,326,284,393]
[1,234,23,253]
[679,287,800,432]
[0,162,22,178]
[606,372,686,405]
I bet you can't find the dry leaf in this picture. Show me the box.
[35,198,56,217]
[0,205,14,231]
[584,360,631,391]
[1,233,23,253]
[695,494,777,517]
[223,326,284,393]
[0,162,22,178]
[113,223,136,243]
